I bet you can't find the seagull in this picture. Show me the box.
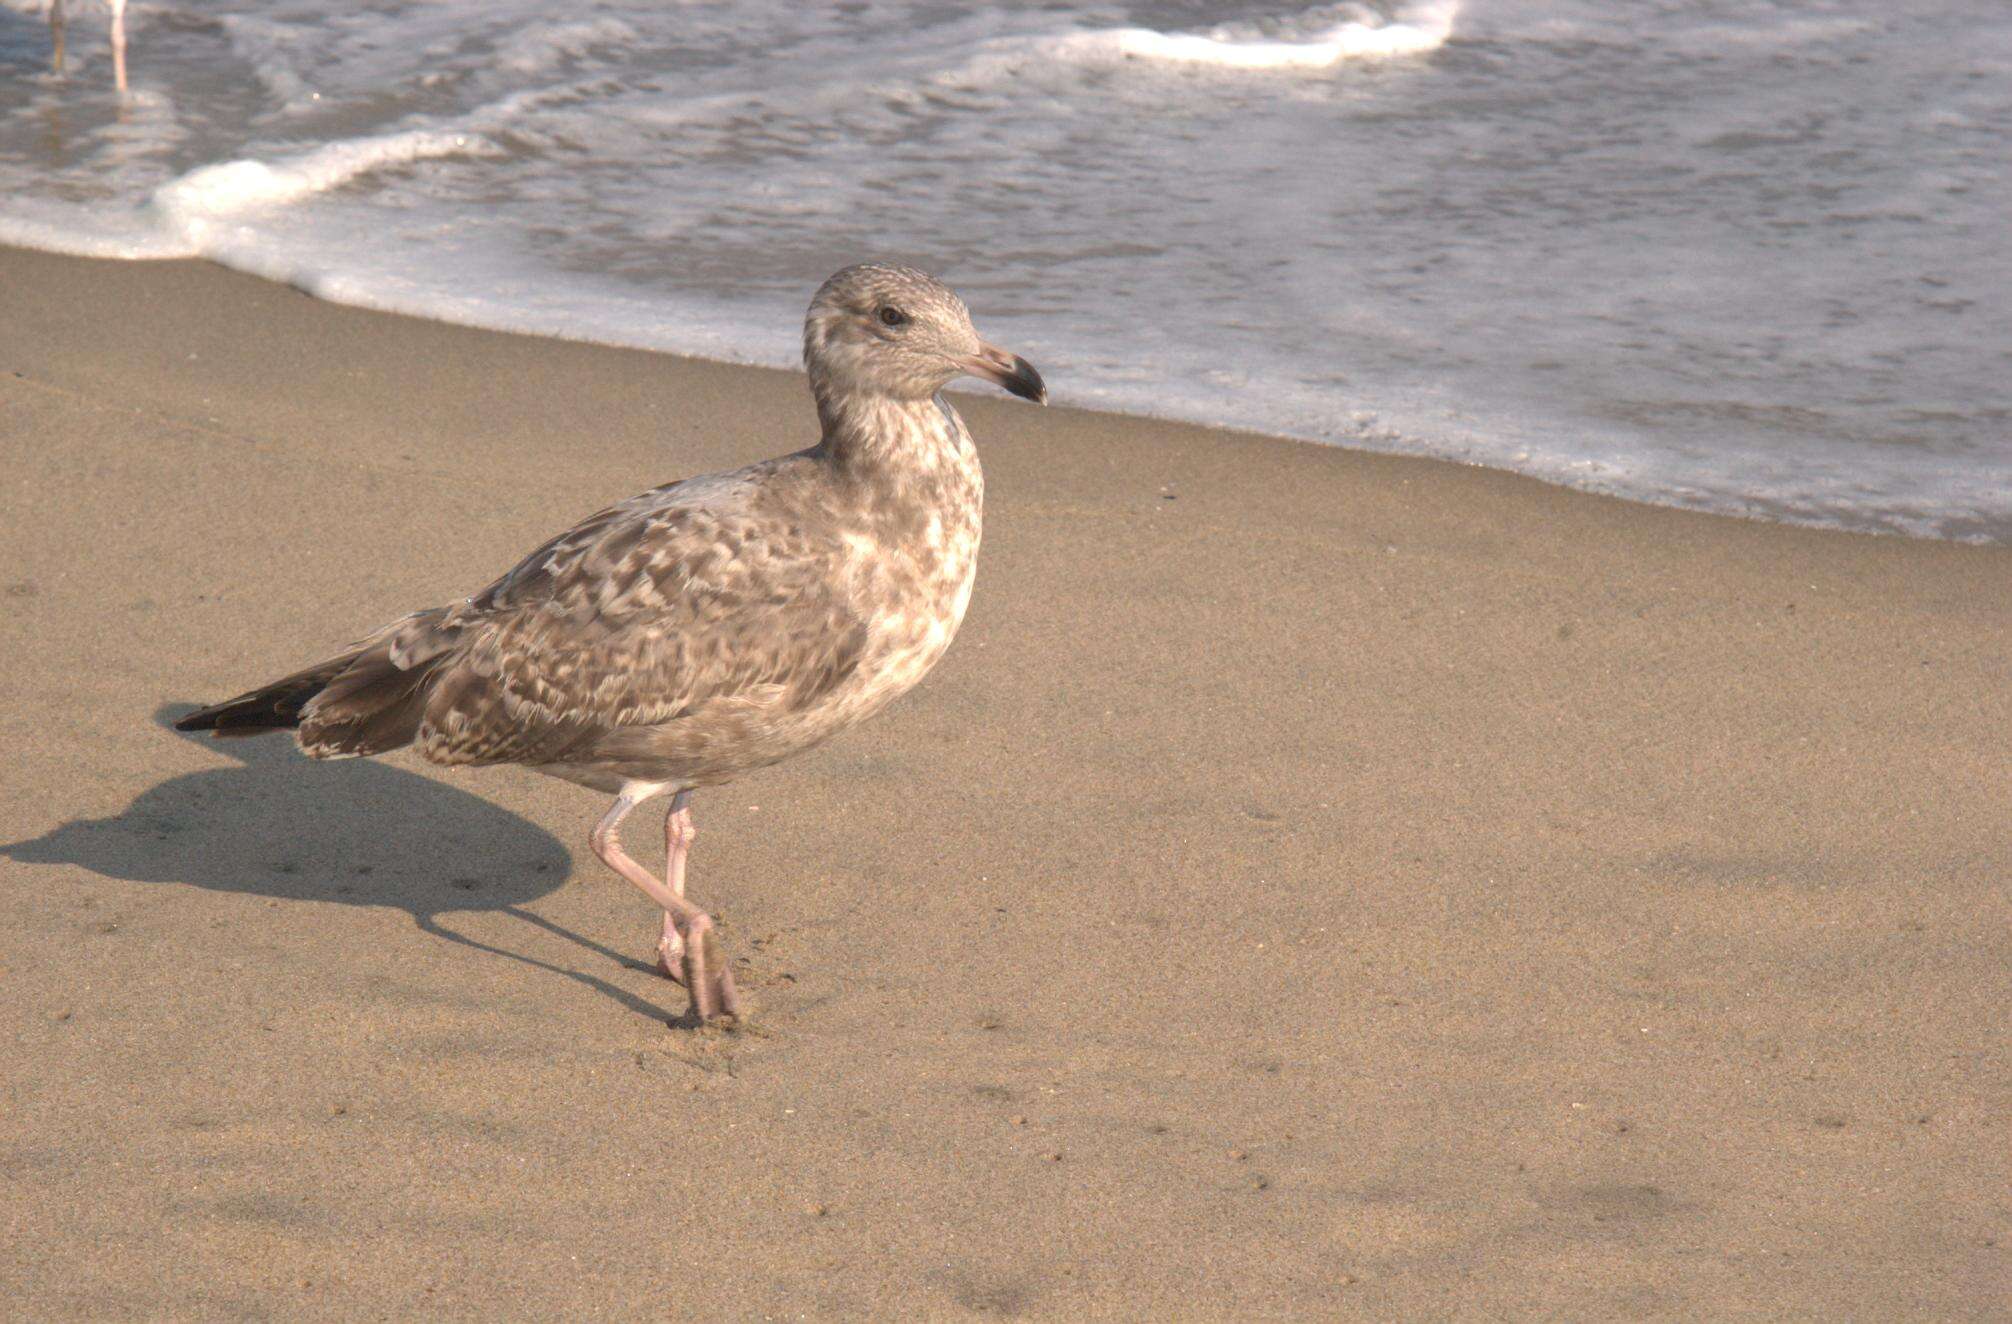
[47,0,129,94]
[177,265,1046,1022]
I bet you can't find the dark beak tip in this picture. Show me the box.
[1009,356,1048,406]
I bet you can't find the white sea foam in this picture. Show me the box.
[152,131,494,237]
[0,202,185,259]
[494,18,641,75]
[1055,1,1456,70]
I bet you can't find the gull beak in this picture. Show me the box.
[958,341,1047,405]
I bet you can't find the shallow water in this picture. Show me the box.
[3,0,2007,540]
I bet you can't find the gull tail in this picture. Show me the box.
[175,610,448,759]
[174,654,363,738]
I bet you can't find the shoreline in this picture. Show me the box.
[2,244,2007,1318]
[3,236,1996,546]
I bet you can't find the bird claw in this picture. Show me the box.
[658,919,739,1023]
[684,926,742,1023]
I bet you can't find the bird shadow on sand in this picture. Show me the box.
[0,704,681,1023]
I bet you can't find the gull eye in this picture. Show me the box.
[878,306,909,328]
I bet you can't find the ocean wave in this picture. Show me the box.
[217,13,320,109]
[494,17,642,76]
[1050,1,1455,71]
[149,130,498,243]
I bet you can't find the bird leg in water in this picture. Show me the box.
[589,788,740,1022]
[109,0,127,94]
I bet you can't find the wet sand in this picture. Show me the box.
[0,245,2006,1318]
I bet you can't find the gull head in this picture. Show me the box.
[804,264,1046,407]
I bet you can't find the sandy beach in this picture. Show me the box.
[1,245,2006,1318]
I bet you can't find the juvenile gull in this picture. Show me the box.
[177,265,1046,1022]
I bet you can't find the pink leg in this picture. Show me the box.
[589,786,739,1022]
[655,790,696,982]
[108,0,127,94]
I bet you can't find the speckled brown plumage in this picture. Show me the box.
[177,264,1046,1022]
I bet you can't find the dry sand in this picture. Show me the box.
[1,245,2007,1319]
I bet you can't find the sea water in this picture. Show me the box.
[2,0,2007,541]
